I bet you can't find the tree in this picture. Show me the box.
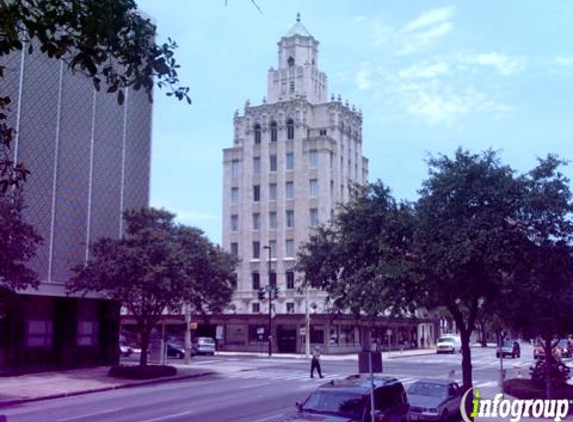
[67,208,237,366]
[297,182,416,345]
[0,190,41,291]
[413,149,523,395]
[499,156,573,398]
[0,0,190,190]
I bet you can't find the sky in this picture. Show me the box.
[137,0,573,245]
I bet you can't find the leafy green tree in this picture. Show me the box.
[0,190,41,291]
[0,0,190,191]
[500,156,573,398]
[414,149,523,393]
[68,208,237,366]
[297,182,416,342]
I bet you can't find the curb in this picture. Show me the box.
[0,370,215,408]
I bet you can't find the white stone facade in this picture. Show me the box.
[222,19,369,316]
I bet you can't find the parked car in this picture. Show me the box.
[408,379,461,421]
[119,344,134,357]
[436,336,461,354]
[496,340,521,358]
[557,339,572,359]
[283,375,410,422]
[166,342,187,359]
[193,337,216,356]
[534,340,561,360]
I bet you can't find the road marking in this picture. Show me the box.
[139,410,195,422]
[249,413,284,422]
[58,408,121,421]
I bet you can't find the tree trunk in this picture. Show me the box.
[460,328,474,420]
[544,336,553,399]
[480,322,488,347]
[139,325,151,366]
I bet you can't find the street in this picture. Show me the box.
[0,344,543,422]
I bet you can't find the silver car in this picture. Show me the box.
[408,379,461,421]
[193,337,216,355]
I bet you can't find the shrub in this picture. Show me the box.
[109,365,177,380]
[530,358,571,389]
[503,378,573,400]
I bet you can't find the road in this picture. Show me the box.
[1,344,540,422]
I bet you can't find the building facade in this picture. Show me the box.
[0,44,151,373]
[223,18,368,317]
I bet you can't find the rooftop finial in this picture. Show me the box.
[296,12,301,23]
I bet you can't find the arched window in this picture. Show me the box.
[286,118,294,140]
[253,124,261,144]
[270,121,278,142]
[288,56,295,67]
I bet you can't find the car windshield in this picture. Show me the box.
[438,337,454,343]
[558,340,570,347]
[302,391,364,418]
[502,341,513,347]
[408,382,448,398]
[198,338,214,344]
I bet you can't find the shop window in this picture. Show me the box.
[27,320,53,347]
[78,321,99,346]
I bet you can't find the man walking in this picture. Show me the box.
[310,346,324,378]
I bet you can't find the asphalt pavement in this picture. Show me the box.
[2,343,566,422]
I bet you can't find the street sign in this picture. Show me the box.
[216,325,223,340]
[257,327,265,335]
[189,322,198,330]
[386,329,392,336]
[299,327,306,336]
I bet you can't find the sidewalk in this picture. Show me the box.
[217,348,437,360]
[0,364,218,407]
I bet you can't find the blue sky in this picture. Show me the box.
[137,0,573,244]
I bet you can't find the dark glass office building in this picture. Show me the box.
[0,46,151,373]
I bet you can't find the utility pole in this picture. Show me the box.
[184,303,192,364]
[305,285,310,358]
[263,245,273,357]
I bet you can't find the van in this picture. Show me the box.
[436,335,461,354]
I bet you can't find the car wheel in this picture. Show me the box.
[441,409,449,421]
[512,353,516,359]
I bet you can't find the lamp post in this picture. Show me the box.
[263,245,273,357]
[184,303,192,364]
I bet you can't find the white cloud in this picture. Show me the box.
[398,62,450,79]
[394,80,513,125]
[461,53,526,76]
[355,62,373,91]
[371,7,454,54]
[555,56,573,67]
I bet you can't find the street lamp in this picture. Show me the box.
[263,245,273,357]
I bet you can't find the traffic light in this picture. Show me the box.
[258,287,266,301]
[271,286,279,300]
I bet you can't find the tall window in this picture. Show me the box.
[270,154,277,172]
[309,208,319,227]
[286,153,294,170]
[285,181,294,199]
[253,241,260,259]
[309,179,318,197]
[231,159,240,178]
[289,80,295,93]
[231,214,238,231]
[231,187,239,204]
[269,240,277,258]
[286,302,295,313]
[319,129,327,136]
[285,239,295,257]
[270,121,278,142]
[77,321,98,346]
[269,183,277,201]
[286,118,294,140]
[231,242,239,257]
[286,210,295,228]
[286,271,295,289]
[27,320,53,347]
[269,211,277,229]
[252,303,260,313]
[309,150,318,168]
[253,123,261,144]
[269,271,277,287]
[252,272,260,290]
[253,185,260,202]
[253,157,261,175]
[252,213,260,230]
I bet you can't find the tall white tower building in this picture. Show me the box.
[223,16,369,318]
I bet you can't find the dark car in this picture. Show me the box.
[283,375,410,422]
[556,339,572,359]
[408,379,461,421]
[496,340,520,358]
[166,342,187,359]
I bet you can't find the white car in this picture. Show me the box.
[436,336,461,354]
[193,337,216,355]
